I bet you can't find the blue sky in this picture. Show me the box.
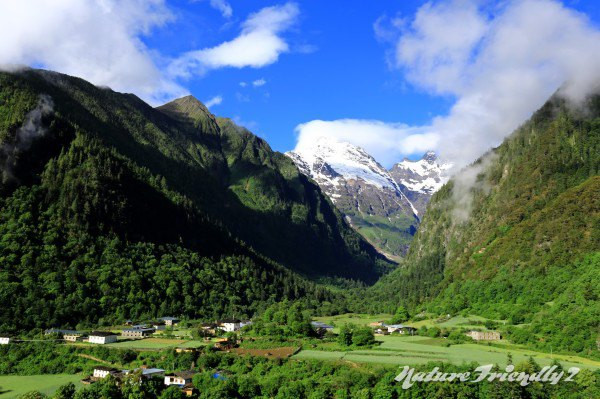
[143,0,455,154]
[2,0,600,166]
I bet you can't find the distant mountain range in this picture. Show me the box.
[287,138,451,257]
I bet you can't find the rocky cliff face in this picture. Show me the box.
[389,151,452,215]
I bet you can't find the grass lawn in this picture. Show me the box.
[293,335,600,370]
[103,338,208,350]
[0,374,83,399]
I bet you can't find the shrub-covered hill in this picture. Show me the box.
[0,69,391,332]
[365,92,600,356]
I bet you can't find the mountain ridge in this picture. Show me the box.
[286,138,450,257]
[366,90,600,355]
[0,68,391,331]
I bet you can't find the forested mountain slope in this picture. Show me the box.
[0,69,389,332]
[367,91,600,356]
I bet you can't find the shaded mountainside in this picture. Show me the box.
[0,69,391,332]
[366,92,600,356]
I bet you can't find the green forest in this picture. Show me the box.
[1,69,599,398]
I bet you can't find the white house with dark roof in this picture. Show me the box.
[122,328,154,339]
[164,371,196,387]
[89,331,118,344]
[218,319,241,332]
[123,367,166,379]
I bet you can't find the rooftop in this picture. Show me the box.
[166,371,197,379]
[311,321,334,329]
[44,328,82,335]
[219,319,241,324]
[89,331,117,337]
[123,328,154,333]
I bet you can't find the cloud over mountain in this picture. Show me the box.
[295,0,600,169]
[0,1,300,105]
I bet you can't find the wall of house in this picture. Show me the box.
[89,335,117,344]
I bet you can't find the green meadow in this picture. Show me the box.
[0,374,83,399]
[293,335,600,370]
[104,338,208,350]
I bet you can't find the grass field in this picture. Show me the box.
[312,313,392,333]
[293,335,600,370]
[103,338,208,350]
[0,374,83,399]
[314,313,511,332]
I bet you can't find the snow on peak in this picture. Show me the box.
[391,151,453,194]
[288,136,400,190]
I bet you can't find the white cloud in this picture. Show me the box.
[294,119,433,167]
[295,0,600,169]
[0,1,300,105]
[0,0,187,105]
[397,0,600,167]
[170,2,299,77]
[209,0,232,18]
[252,78,267,87]
[205,95,223,108]
[239,81,248,87]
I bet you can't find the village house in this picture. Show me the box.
[369,321,384,327]
[153,322,166,331]
[131,324,150,330]
[88,331,118,344]
[181,384,196,397]
[398,326,417,335]
[64,332,86,342]
[384,324,416,334]
[200,322,218,335]
[0,337,10,345]
[92,366,118,380]
[122,328,154,339]
[159,317,179,327]
[466,330,501,341]
[219,319,241,332]
[44,328,80,336]
[164,371,197,387]
[311,321,334,334]
[137,367,166,379]
[214,338,237,351]
[385,324,405,333]
[175,347,198,353]
[374,328,389,335]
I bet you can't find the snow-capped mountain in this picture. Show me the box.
[286,137,419,257]
[286,137,451,257]
[389,151,453,215]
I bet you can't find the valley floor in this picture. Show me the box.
[293,335,600,370]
